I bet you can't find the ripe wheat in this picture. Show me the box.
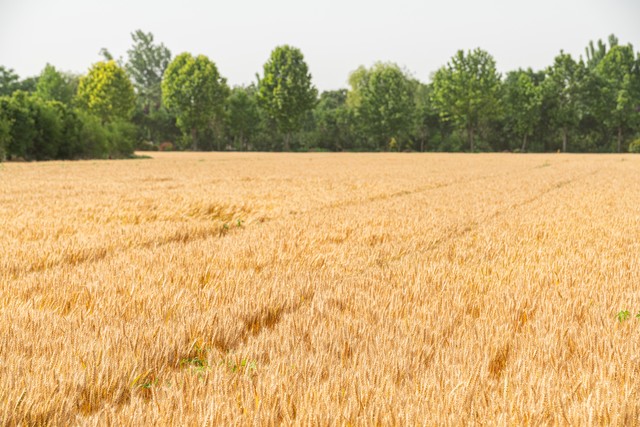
[1,152,639,425]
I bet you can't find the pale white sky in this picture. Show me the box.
[0,0,638,91]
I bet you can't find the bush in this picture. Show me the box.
[55,106,84,160]
[75,111,109,159]
[30,97,63,160]
[1,92,36,159]
[0,114,9,161]
[106,120,136,157]
[0,91,140,161]
[628,139,640,153]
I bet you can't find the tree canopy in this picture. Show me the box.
[126,30,172,111]
[257,45,317,151]
[596,44,639,152]
[431,48,502,152]
[162,52,229,150]
[36,64,76,105]
[348,63,415,150]
[76,60,135,123]
[2,32,640,161]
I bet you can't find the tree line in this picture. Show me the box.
[1,31,639,161]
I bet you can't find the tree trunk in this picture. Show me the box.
[521,134,528,152]
[468,127,475,152]
[420,128,428,152]
[284,132,291,152]
[191,128,198,151]
[562,128,567,153]
[617,126,622,153]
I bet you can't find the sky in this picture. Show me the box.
[0,0,639,92]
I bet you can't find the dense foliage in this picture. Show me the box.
[0,32,639,160]
[257,45,318,151]
[162,53,229,150]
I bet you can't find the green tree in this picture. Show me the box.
[125,30,174,146]
[0,91,65,160]
[0,111,10,161]
[126,30,172,110]
[585,34,618,69]
[346,66,368,109]
[36,64,77,105]
[51,102,84,159]
[162,53,229,150]
[31,98,64,160]
[431,48,502,152]
[313,89,353,151]
[257,45,317,151]
[412,81,442,152]
[226,85,261,151]
[0,66,20,97]
[0,92,36,159]
[74,110,109,158]
[348,63,415,151]
[16,76,39,93]
[596,44,639,152]
[76,60,135,123]
[543,52,580,152]
[503,69,542,151]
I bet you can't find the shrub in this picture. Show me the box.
[628,139,640,153]
[30,97,64,160]
[75,111,109,159]
[106,120,137,157]
[0,113,9,161]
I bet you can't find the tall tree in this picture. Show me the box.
[431,48,502,151]
[162,53,229,150]
[126,30,172,111]
[0,109,10,161]
[412,81,441,152]
[125,30,173,145]
[585,34,618,69]
[313,89,353,151]
[16,76,39,93]
[226,85,261,151]
[348,63,415,150]
[0,66,20,97]
[503,69,542,151]
[257,45,317,151]
[543,52,580,152]
[76,60,135,123]
[596,44,639,152]
[35,64,77,105]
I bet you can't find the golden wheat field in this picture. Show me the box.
[1,152,640,425]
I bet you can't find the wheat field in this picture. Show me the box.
[1,152,640,425]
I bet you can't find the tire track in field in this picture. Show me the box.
[289,167,526,219]
[3,159,597,281]
[307,166,602,307]
[4,221,240,279]
[298,166,603,384]
[3,163,527,280]
[422,167,602,254]
[285,157,585,221]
